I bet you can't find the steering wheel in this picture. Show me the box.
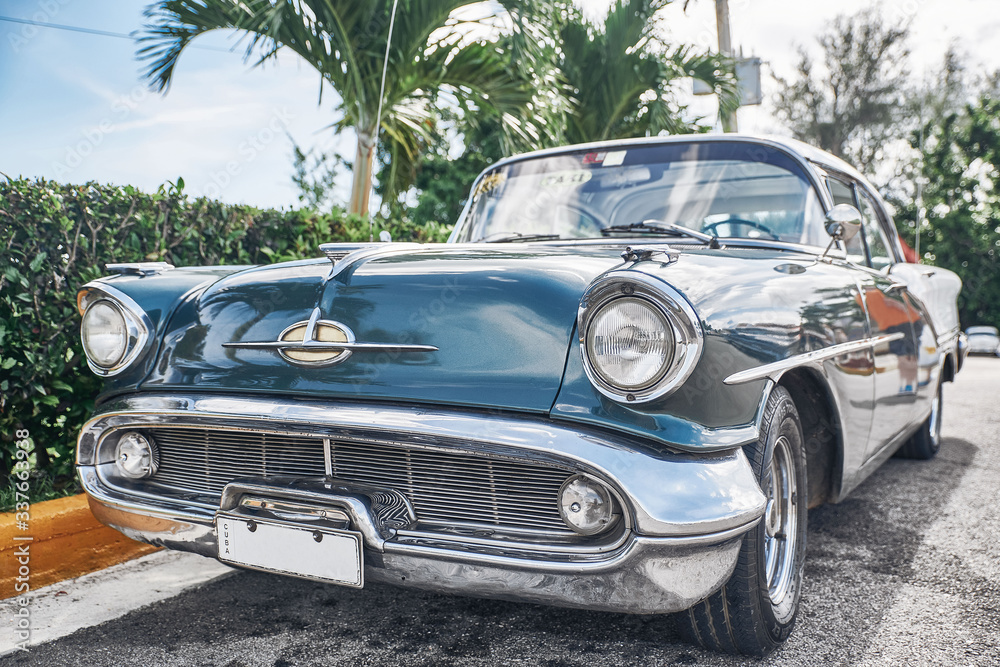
[554,203,605,237]
[701,218,780,241]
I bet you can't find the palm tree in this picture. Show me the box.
[559,0,739,143]
[139,0,554,215]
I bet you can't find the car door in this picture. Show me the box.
[827,174,923,458]
[821,174,878,474]
[854,186,929,457]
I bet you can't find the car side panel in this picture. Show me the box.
[855,275,922,458]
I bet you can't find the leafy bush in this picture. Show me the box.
[0,177,450,507]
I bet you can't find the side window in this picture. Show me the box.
[827,177,854,206]
[856,190,894,270]
[826,176,866,263]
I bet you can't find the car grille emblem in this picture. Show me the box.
[223,307,437,367]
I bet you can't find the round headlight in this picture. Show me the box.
[586,297,673,391]
[578,273,703,403]
[81,300,128,368]
[558,475,620,535]
[114,432,158,479]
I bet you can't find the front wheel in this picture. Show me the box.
[675,386,808,656]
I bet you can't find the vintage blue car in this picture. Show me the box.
[77,135,964,656]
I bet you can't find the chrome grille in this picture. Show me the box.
[148,427,572,532]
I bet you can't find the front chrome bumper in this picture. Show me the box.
[78,393,766,614]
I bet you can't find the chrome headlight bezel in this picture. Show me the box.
[78,284,152,377]
[578,271,703,403]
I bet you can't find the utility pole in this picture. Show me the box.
[715,0,738,132]
[915,93,925,263]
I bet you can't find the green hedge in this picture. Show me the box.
[0,177,450,507]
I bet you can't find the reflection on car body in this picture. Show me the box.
[77,135,964,656]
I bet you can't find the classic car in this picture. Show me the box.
[965,325,1000,356]
[76,135,964,656]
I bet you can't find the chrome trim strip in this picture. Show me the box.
[723,333,906,385]
[323,437,333,477]
[223,341,439,352]
[394,517,756,556]
[223,306,437,361]
[383,525,751,571]
[104,262,175,277]
[392,527,627,556]
[301,306,321,342]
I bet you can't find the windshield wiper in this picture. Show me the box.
[480,232,562,243]
[601,220,720,248]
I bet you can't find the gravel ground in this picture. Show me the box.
[7,357,999,667]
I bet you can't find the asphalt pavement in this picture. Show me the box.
[5,357,999,666]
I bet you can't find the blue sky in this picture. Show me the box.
[2,0,998,211]
[1,0,348,208]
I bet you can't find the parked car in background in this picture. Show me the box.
[77,135,963,657]
[966,326,1000,356]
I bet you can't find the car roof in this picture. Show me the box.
[967,326,999,335]
[490,133,866,182]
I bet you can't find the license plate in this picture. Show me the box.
[217,514,363,587]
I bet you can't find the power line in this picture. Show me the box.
[0,15,232,52]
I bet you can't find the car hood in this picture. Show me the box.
[144,245,622,412]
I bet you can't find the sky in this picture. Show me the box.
[1,0,998,211]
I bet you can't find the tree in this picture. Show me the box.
[894,94,1000,327]
[878,48,969,210]
[560,0,738,144]
[290,140,346,212]
[403,0,738,227]
[139,0,557,216]
[773,9,910,172]
[407,114,505,226]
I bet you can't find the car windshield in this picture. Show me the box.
[455,141,828,246]
[967,326,999,336]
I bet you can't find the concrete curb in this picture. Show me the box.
[1,494,159,600]
[0,550,234,656]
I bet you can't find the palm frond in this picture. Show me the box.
[559,0,736,142]
[138,0,257,92]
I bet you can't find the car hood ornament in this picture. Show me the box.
[223,307,437,367]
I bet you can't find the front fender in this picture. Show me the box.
[78,266,250,396]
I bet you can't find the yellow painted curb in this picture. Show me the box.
[0,494,160,600]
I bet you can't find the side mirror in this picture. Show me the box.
[379,230,392,243]
[825,204,862,242]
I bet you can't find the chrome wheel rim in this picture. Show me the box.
[764,435,798,606]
